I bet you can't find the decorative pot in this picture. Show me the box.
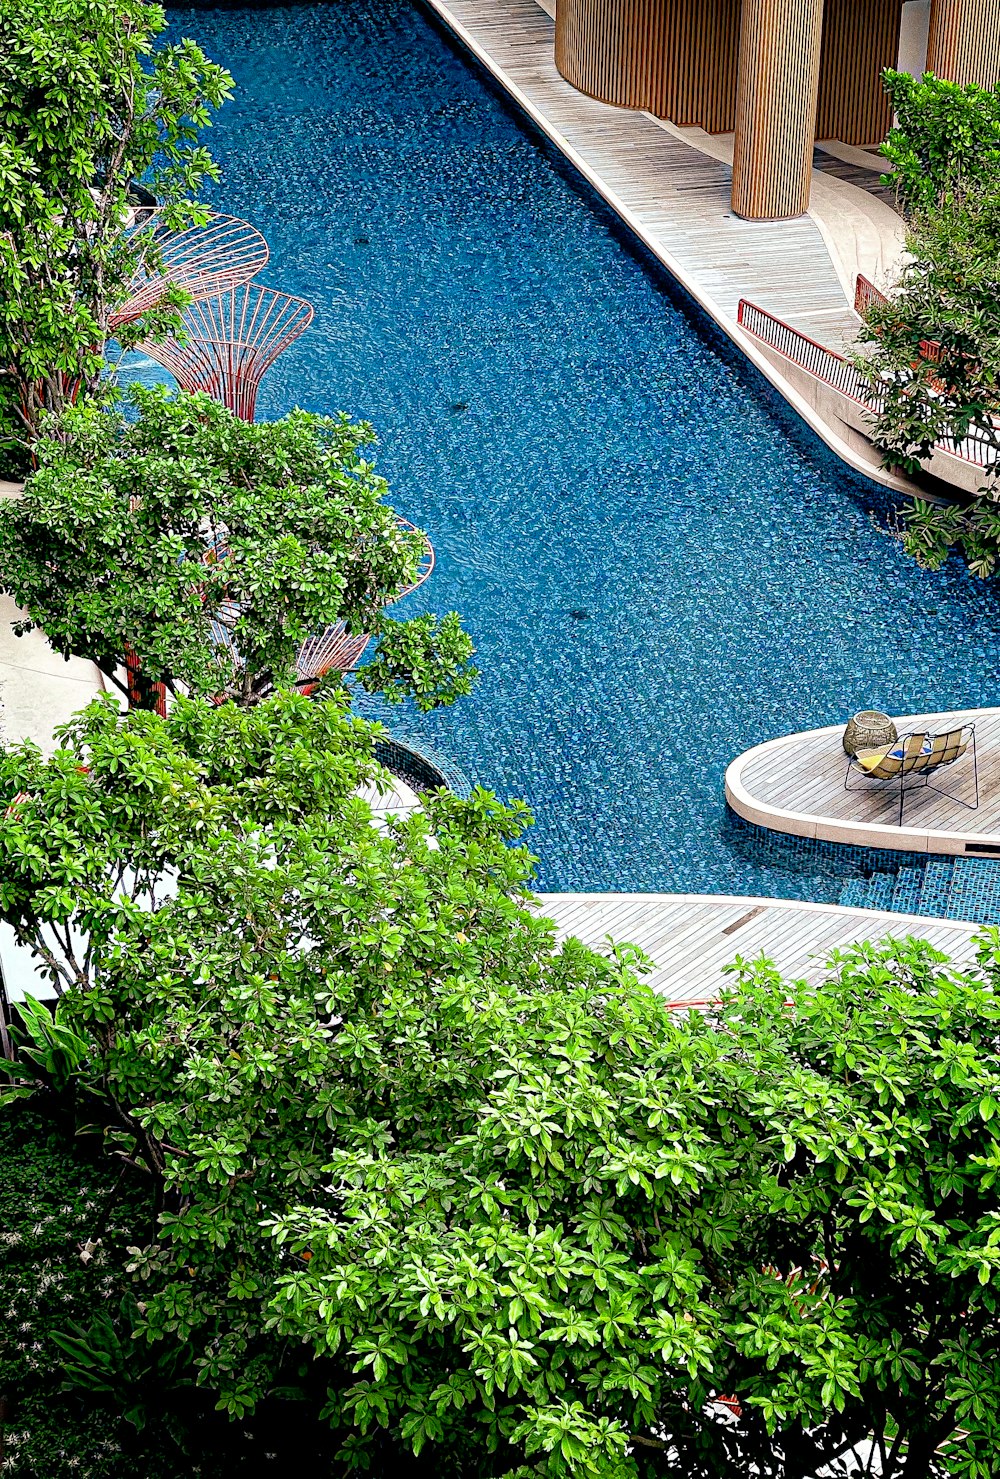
[843,709,898,756]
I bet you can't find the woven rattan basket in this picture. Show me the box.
[843,709,898,756]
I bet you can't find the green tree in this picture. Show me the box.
[0,0,233,458]
[880,70,1000,216]
[856,73,1000,574]
[0,387,476,707]
[3,694,1000,1476]
[856,183,1000,492]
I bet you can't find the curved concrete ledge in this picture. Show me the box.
[726,707,1000,856]
[536,890,981,1003]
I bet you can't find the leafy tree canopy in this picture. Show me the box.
[880,70,1000,216]
[0,0,233,454]
[2,694,1000,1478]
[856,183,1000,486]
[0,386,476,708]
[857,74,1000,575]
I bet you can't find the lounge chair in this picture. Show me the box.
[845,724,978,827]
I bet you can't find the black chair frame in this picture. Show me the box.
[844,724,979,827]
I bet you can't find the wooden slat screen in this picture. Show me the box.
[554,0,741,133]
[815,0,903,145]
[731,0,825,219]
[927,0,1000,88]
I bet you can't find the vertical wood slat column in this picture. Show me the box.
[927,0,1000,88]
[815,0,903,146]
[731,0,825,220]
[554,0,741,133]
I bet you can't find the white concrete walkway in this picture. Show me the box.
[0,596,106,753]
[0,480,107,750]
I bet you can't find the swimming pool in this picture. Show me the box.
[155,0,1000,902]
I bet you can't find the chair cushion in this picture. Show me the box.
[853,738,927,777]
[853,731,968,781]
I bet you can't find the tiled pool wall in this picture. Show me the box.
[727,817,1000,923]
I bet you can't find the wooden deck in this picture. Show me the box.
[536,892,981,1004]
[424,0,861,348]
[813,145,898,212]
[726,707,1000,856]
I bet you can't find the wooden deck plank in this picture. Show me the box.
[727,707,1000,855]
[537,893,980,1002]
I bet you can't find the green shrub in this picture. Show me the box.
[0,1104,187,1476]
[3,694,1000,1476]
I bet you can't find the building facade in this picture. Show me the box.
[554,0,1000,219]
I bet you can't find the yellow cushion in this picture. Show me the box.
[853,731,968,781]
[854,743,896,775]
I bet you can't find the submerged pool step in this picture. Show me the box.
[916,860,955,920]
[888,864,924,917]
[834,856,1000,937]
[941,858,1000,926]
[837,872,896,912]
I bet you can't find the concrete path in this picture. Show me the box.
[0,596,106,754]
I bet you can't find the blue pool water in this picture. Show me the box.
[153,0,1000,902]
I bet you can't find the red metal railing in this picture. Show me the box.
[854,273,888,316]
[737,300,878,409]
[737,298,997,471]
[853,273,944,364]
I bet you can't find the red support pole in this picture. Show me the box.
[124,646,167,717]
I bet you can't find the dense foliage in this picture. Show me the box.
[0,1103,360,1476]
[0,0,232,461]
[2,695,999,1477]
[0,387,476,707]
[880,70,1000,216]
[0,1103,191,1477]
[856,182,1000,484]
[858,74,1000,573]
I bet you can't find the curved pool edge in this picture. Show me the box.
[726,708,1000,858]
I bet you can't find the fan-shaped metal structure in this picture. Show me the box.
[294,518,434,689]
[295,625,373,688]
[142,283,314,422]
[111,214,270,332]
[196,517,434,696]
[391,517,436,600]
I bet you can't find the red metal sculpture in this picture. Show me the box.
[295,519,435,690]
[142,283,314,422]
[111,214,270,332]
[124,646,168,717]
[197,518,434,696]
